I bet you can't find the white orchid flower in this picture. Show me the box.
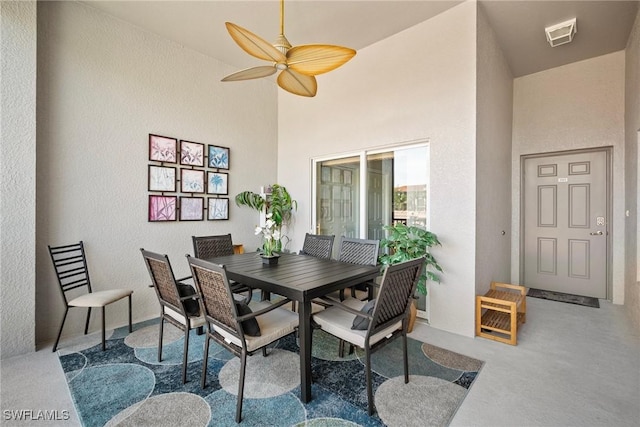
[254,212,284,257]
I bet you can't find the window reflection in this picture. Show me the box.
[314,145,428,253]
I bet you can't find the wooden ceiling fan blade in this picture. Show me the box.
[225,22,287,62]
[277,69,317,97]
[287,45,356,76]
[221,66,277,82]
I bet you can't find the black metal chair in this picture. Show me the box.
[140,249,206,384]
[313,257,425,415]
[315,237,381,356]
[299,233,335,259]
[337,236,380,301]
[192,234,253,303]
[187,255,299,423]
[48,241,133,352]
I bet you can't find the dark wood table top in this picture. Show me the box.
[205,251,380,302]
[204,250,380,404]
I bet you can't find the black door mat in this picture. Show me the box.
[527,288,600,308]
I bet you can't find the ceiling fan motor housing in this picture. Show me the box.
[274,34,292,54]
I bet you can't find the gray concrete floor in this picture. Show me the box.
[411,297,640,427]
[1,297,639,426]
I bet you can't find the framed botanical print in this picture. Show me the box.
[180,140,205,167]
[208,197,229,220]
[148,165,176,192]
[179,197,204,221]
[149,134,177,163]
[207,171,228,195]
[181,168,205,193]
[208,145,230,169]
[148,195,177,222]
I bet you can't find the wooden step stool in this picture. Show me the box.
[475,282,527,345]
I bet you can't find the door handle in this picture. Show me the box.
[589,231,604,236]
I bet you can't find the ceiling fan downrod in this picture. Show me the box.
[274,0,291,55]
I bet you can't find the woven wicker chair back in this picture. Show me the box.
[189,260,238,333]
[371,257,424,330]
[337,237,379,266]
[145,256,182,311]
[301,233,335,259]
[192,234,234,259]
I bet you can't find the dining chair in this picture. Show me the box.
[312,256,425,415]
[140,249,206,384]
[292,232,336,312]
[336,236,380,301]
[192,234,254,303]
[299,232,335,259]
[48,241,133,352]
[186,255,299,423]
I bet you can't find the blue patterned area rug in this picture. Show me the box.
[58,319,483,427]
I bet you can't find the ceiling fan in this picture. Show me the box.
[221,0,356,97]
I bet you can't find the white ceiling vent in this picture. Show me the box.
[545,18,577,47]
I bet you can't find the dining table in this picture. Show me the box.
[204,251,380,403]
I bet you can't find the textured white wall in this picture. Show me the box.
[6,1,635,354]
[34,1,278,347]
[624,8,640,330]
[0,1,37,359]
[512,52,626,303]
[278,2,478,337]
[475,5,513,295]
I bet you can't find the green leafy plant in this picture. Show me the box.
[378,222,443,295]
[235,184,297,251]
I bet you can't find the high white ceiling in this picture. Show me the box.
[83,0,638,78]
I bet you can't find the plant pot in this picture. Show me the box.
[408,299,418,333]
[261,254,279,265]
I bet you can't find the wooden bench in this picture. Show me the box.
[475,282,527,345]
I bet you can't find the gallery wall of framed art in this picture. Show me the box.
[147,133,230,222]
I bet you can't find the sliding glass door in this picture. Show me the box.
[364,146,429,239]
[315,156,360,241]
[312,142,430,315]
[313,144,429,238]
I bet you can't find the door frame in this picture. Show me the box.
[519,146,613,300]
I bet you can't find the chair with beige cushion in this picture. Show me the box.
[313,257,424,415]
[291,232,336,311]
[336,236,380,301]
[192,234,254,303]
[48,241,133,352]
[186,255,299,423]
[140,249,206,384]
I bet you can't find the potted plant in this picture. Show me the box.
[378,222,443,331]
[235,184,297,253]
[254,213,280,264]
